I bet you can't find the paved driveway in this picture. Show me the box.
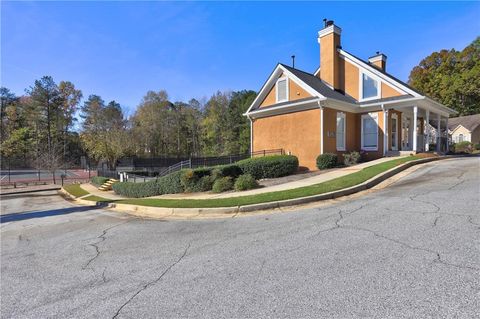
[1,157,479,318]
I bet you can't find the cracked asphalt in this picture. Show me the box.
[1,157,479,318]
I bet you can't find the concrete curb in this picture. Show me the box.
[1,186,61,196]
[63,156,449,219]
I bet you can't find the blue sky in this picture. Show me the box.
[2,1,479,116]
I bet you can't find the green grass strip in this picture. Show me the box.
[63,184,89,197]
[79,156,420,208]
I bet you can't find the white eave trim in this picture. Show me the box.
[245,64,326,115]
[246,98,325,119]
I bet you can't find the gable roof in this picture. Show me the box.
[447,114,480,132]
[279,64,357,104]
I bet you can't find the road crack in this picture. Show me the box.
[111,242,192,319]
[343,225,479,272]
[83,220,132,271]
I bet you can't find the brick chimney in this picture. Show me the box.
[318,20,341,89]
[368,52,387,71]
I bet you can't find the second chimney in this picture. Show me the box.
[368,52,387,71]
[318,20,342,89]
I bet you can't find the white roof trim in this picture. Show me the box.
[314,66,321,76]
[317,25,342,40]
[450,124,471,134]
[338,49,419,97]
[246,98,324,119]
[245,64,325,115]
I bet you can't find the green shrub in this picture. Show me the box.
[112,170,184,198]
[212,177,234,193]
[91,176,109,187]
[343,151,361,166]
[157,170,184,194]
[237,155,298,179]
[112,180,159,198]
[234,174,259,191]
[474,143,480,151]
[316,153,338,169]
[214,164,242,179]
[454,141,473,153]
[181,168,214,192]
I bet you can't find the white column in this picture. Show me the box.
[383,107,388,156]
[446,117,449,152]
[425,110,430,151]
[412,106,418,152]
[437,113,441,152]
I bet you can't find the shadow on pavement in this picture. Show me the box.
[0,205,106,223]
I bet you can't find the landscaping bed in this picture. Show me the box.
[69,155,423,208]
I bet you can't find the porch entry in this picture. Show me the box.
[391,113,398,151]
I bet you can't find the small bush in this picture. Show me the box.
[316,153,338,169]
[474,143,480,151]
[234,174,259,191]
[454,141,473,153]
[214,164,243,179]
[181,168,214,192]
[91,176,109,187]
[212,177,234,193]
[112,180,159,198]
[237,155,298,179]
[343,151,361,166]
[157,170,184,194]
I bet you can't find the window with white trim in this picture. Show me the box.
[276,78,288,102]
[336,112,346,151]
[361,72,380,100]
[361,113,378,150]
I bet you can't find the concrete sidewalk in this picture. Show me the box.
[81,156,409,200]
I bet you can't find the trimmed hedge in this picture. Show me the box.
[212,177,234,193]
[181,168,214,192]
[91,176,109,187]
[113,170,184,198]
[234,174,259,191]
[317,153,337,169]
[237,155,299,179]
[157,170,184,194]
[112,180,159,198]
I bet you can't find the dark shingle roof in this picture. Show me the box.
[280,64,357,104]
[447,114,480,131]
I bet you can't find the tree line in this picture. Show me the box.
[1,77,255,170]
[1,37,478,171]
[408,37,480,116]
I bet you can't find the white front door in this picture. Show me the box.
[391,114,398,151]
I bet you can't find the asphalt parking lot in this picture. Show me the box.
[1,157,479,318]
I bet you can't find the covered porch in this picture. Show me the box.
[378,98,454,155]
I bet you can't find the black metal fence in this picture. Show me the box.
[97,149,284,179]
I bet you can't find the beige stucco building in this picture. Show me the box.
[448,114,480,144]
[245,20,456,170]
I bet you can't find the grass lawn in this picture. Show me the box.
[76,156,421,208]
[63,184,89,197]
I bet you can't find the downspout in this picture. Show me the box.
[318,100,325,154]
[248,115,253,157]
